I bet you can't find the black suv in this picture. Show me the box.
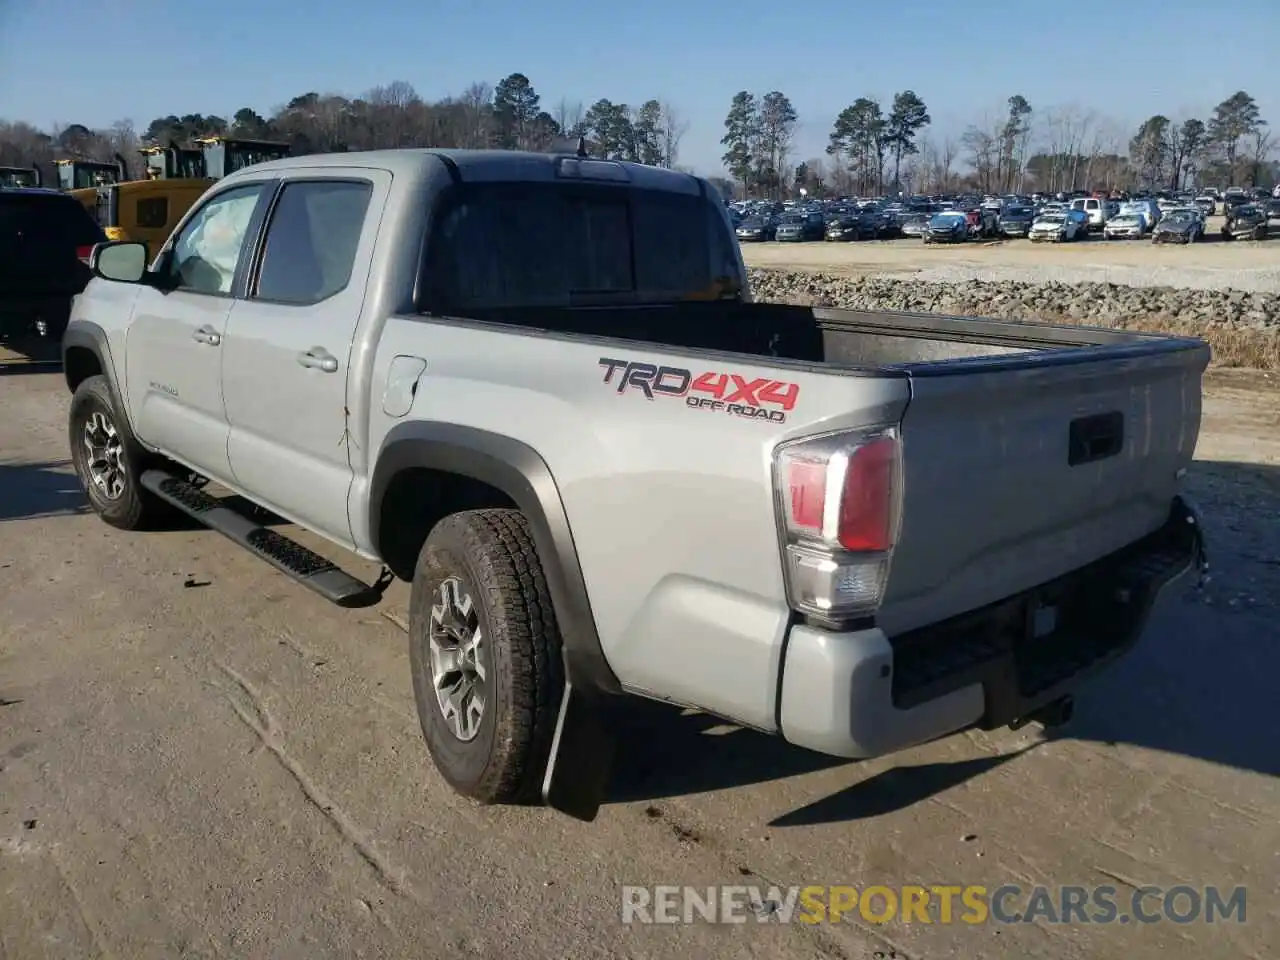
[1,187,106,342]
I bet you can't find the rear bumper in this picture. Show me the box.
[778,496,1205,758]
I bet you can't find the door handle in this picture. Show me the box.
[297,347,339,373]
[1068,411,1124,465]
[192,325,221,346]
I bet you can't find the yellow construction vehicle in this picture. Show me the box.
[83,136,291,255]
[59,156,130,233]
[0,165,42,188]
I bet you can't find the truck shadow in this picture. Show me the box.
[607,459,1280,823]
[0,463,287,529]
[607,697,1031,826]
[1065,459,1280,777]
[0,460,89,522]
[0,336,62,367]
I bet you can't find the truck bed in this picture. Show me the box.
[471,301,1200,373]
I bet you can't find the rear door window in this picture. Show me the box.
[421,182,740,311]
[253,179,373,304]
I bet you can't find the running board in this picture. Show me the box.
[140,469,384,608]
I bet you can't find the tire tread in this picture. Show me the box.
[413,508,564,804]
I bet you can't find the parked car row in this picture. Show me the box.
[729,189,1275,247]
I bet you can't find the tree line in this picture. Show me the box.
[724,88,1275,199]
[0,73,1273,198]
[0,73,688,182]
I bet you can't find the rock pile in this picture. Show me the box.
[746,269,1280,334]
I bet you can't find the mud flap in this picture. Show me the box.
[541,683,615,822]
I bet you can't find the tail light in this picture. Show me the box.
[76,244,95,263]
[773,426,902,624]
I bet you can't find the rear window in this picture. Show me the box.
[0,194,105,254]
[420,183,741,311]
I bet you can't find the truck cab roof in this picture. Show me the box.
[219,148,707,195]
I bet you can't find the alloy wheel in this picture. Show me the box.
[428,576,487,742]
[83,410,126,501]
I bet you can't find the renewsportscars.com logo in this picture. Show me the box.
[620,884,1248,926]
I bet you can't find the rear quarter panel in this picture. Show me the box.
[358,318,910,729]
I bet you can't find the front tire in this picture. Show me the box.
[408,509,564,805]
[68,375,170,530]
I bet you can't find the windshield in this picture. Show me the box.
[420,183,742,311]
[1003,207,1033,217]
[0,168,39,188]
[1037,214,1066,224]
[930,213,965,225]
[1112,215,1140,224]
[59,163,119,190]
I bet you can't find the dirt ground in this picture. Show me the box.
[2,366,1278,960]
[740,218,1280,278]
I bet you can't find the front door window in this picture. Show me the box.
[167,184,265,295]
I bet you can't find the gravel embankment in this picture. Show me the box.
[747,268,1280,369]
[910,261,1280,294]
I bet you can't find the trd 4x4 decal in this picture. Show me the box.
[598,357,799,424]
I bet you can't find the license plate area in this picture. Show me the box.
[886,498,1202,722]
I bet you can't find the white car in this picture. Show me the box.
[1029,212,1085,242]
[1104,214,1147,239]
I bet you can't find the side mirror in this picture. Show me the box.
[91,241,148,284]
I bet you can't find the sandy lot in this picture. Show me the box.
[2,367,1278,960]
[740,220,1280,283]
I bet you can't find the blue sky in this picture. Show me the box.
[1,0,1275,175]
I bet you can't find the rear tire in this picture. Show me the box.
[68,375,172,530]
[408,509,564,805]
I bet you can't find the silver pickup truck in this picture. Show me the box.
[63,146,1208,820]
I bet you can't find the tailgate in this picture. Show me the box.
[876,338,1208,635]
